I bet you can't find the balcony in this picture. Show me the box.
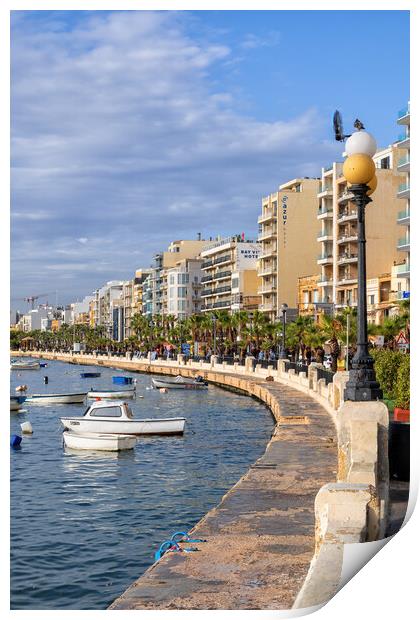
[258,282,276,294]
[397,155,410,172]
[337,253,358,265]
[337,275,358,286]
[258,208,277,224]
[396,132,410,149]
[214,270,232,281]
[395,262,410,278]
[318,279,333,287]
[202,259,213,269]
[201,274,213,283]
[259,302,276,312]
[258,226,277,240]
[213,299,232,309]
[213,254,231,266]
[397,235,410,251]
[337,209,357,223]
[201,289,213,297]
[397,183,410,199]
[317,186,333,198]
[260,246,277,259]
[397,105,410,124]
[317,206,333,220]
[257,264,276,277]
[317,230,333,241]
[337,232,358,244]
[337,191,354,205]
[214,285,231,295]
[397,209,410,225]
[317,254,333,265]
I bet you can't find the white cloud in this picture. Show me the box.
[11,11,340,303]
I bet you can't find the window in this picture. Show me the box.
[169,287,175,298]
[90,406,122,418]
[178,287,187,297]
[369,295,375,305]
[380,157,390,169]
[231,277,239,289]
[169,275,175,285]
[178,300,186,311]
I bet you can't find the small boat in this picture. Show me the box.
[26,392,87,405]
[87,388,136,399]
[11,361,40,370]
[39,362,48,368]
[60,401,186,435]
[151,375,208,390]
[63,431,137,451]
[112,376,133,385]
[10,395,26,411]
[80,372,101,378]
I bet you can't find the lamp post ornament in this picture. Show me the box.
[334,111,382,401]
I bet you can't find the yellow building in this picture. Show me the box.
[297,275,320,318]
[200,235,261,313]
[317,145,405,312]
[257,178,320,321]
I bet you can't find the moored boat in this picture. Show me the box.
[80,372,101,378]
[112,376,133,385]
[87,388,136,399]
[11,361,40,370]
[10,396,26,411]
[26,392,87,405]
[63,431,137,451]
[151,375,208,390]
[60,400,186,435]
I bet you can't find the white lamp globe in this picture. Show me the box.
[345,131,377,157]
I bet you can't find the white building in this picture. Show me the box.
[166,258,203,319]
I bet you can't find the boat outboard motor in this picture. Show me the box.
[44,376,49,384]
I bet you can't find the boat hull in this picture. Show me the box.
[152,378,207,390]
[27,393,87,404]
[11,362,40,370]
[87,390,136,399]
[10,396,26,411]
[63,431,137,451]
[60,416,186,435]
[80,372,101,378]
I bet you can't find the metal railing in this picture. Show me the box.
[284,361,308,376]
[315,367,334,385]
[397,105,410,119]
[398,183,410,193]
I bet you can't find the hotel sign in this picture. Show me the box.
[281,195,288,247]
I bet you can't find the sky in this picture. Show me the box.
[10,9,410,310]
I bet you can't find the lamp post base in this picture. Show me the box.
[344,364,383,402]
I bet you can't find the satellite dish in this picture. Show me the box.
[333,110,347,142]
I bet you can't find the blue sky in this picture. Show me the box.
[11,10,409,309]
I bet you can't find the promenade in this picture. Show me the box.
[14,350,337,609]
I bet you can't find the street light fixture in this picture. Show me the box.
[211,314,217,356]
[334,112,382,401]
[277,303,288,360]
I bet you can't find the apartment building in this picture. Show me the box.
[317,145,405,320]
[395,102,410,298]
[257,178,320,321]
[123,268,152,338]
[93,281,124,336]
[200,235,260,313]
[166,258,203,319]
[297,275,320,318]
[144,238,208,318]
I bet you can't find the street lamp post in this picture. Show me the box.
[277,303,288,359]
[338,122,382,401]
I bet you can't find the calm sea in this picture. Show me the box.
[10,359,273,610]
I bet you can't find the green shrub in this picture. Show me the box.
[395,355,410,410]
[371,349,404,400]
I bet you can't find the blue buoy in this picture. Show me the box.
[11,435,22,448]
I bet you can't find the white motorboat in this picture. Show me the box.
[10,395,26,411]
[26,392,87,405]
[11,361,40,370]
[151,375,208,390]
[60,400,186,435]
[63,431,137,451]
[87,388,136,399]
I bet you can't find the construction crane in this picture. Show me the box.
[12,292,57,310]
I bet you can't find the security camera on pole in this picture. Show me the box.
[332,112,389,540]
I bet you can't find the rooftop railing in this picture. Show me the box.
[397,105,410,119]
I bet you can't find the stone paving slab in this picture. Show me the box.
[109,377,337,610]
